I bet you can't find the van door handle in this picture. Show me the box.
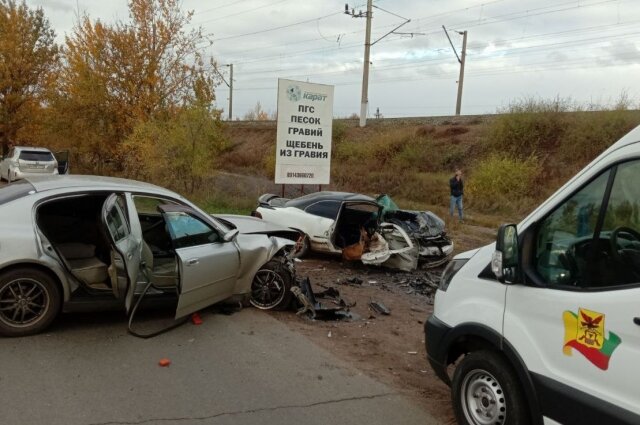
[634,317,640,326]
[187,258,199,266]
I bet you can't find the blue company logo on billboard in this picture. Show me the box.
[286,85,327,102]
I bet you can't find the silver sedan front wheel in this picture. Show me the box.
[250,259,293,310]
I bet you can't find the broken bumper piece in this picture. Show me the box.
[291,277,355,321]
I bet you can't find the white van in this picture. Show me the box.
[426,125,640,425]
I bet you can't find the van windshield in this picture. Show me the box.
[19,151,54,162]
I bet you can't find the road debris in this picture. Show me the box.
[158,358,171,367]
[368,300,391,315]
[291,277,355,321]
[338,276,363,286]
[191,312,203,325]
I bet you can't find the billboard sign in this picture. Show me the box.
[275,79,334,184]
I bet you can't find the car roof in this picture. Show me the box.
[286,191,376,209]
[14,146,52,152]
[25,175,178,197]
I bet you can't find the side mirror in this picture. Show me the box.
[491,223,519,284]
[223,229,239,242]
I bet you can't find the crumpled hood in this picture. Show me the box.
[213,214,298,236]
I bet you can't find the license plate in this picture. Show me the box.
[27,164,45,169]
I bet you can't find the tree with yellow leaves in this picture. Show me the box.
[0,0,59,155]
[51,0,219,172]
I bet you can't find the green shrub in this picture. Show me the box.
[467,154,541,214]
[332,120,348,143]
[485,97,574,157]
[561,110,639,164]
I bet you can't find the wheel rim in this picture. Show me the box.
[0,278,50,328]
[250,270,285,309]
[460,369,507,425]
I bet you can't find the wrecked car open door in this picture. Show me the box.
[53,150,69,174]
[158,205,240,319]
[329,201,380,255]
[102,193,141,312]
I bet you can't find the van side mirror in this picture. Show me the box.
[492,224,519,284]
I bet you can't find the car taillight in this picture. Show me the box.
[251,211,262,219]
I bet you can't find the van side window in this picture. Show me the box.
[598,161,640,285]
[535,171,610,287]
[535,160,640,289]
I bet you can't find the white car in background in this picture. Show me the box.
[0,146,59,182]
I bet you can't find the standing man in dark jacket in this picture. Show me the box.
[449,169,464,222]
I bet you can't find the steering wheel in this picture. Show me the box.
[610,226,640,259]
[609,226,640,279]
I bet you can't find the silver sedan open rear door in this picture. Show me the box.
[102,193,141,312]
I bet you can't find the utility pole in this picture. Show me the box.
[228,64,234,120]
[456,31,467,116]
[360,0,373,127]
[214,64,234,120]
[443,26,467,115]
[346,3,416,127]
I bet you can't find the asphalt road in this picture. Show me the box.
[0,308,441,425]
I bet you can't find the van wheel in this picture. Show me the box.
[452,350,530,425]
[250,259,293,310]
[0,268,61,337]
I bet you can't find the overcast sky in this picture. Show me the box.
[29,0,640,119]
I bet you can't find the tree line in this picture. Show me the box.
[0,0,226,192]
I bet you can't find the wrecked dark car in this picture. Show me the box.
[251,191,453,271]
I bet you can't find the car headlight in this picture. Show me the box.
[439,259,468,291]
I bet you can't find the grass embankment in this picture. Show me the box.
[212,104,640,230]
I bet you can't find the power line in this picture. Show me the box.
[193,0,253,16]
[211,11,343,41]
[216,26,639,83]
[194,0,291,25]
[215,0,633,68]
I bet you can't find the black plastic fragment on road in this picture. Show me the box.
[291,277,355,321]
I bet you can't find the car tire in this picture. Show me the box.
[451,350,530,425]
[250,258,293,311]
[0,268,61,337]
[293,233,310,258]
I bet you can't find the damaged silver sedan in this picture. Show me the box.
[252,192,453,271]
[0,176,298,336]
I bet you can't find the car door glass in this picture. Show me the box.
[105,197,130,242]
[305,201,341,219]
[598,160,640,285]
[535,171,610,287]
[164,212,221,249]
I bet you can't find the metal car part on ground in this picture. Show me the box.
[252,191,453,271]
[0,175,298,337]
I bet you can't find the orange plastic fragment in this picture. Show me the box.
[191,312,203,325]
[158,358,171,367]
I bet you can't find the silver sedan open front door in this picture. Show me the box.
[158,205,241,319]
